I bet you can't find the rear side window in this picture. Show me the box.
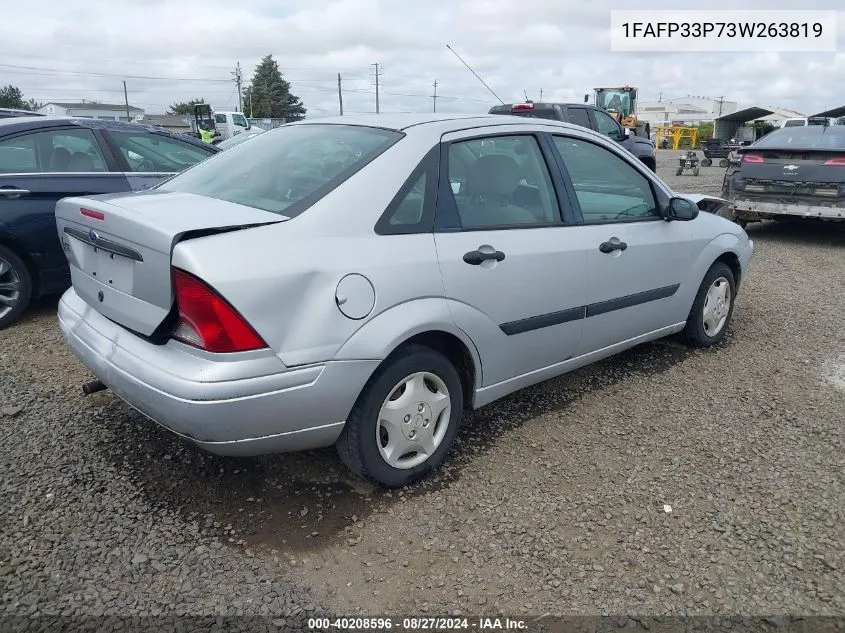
[158,124,404,217]
[566,108,592,129]
[0,128,107,173]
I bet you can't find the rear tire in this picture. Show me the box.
[701,158,712,167]
[693,167,700,176]
[684,262,736,348]
[336,344,464,488]
[0,245,32,330]
[676,167,683,176]
[719,158,730,168]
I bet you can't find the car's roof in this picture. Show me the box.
[0,115,218,151]
[290,112,586,134]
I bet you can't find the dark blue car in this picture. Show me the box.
[0,116,220,328]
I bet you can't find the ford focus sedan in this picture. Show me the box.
[56,114,754,487]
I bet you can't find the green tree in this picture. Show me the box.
[167,98,207,115]
[247,54,306,121]
[0,84,31,110]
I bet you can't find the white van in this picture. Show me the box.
[213,111,264,140]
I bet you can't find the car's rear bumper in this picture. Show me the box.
[732,197,845,221]
[58,288,380,456]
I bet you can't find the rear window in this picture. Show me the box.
[782,119,806,127]
[751,126,845,150]
[157,124,403,216]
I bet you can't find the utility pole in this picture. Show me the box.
[539,88,544,101]
[658,92,663,102]
[232,62,244,112]
[523,89,529,101]
[338,73,344,116]
[122,81,130,122]
[432,78,438,112]
[717,96,724,117]
[372,63,382,113]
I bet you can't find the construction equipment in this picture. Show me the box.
[675,150,700,176]
[654,125,698,151]
[192,103,216,140]
[593,86,650,138]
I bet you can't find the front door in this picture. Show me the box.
[433,129,587,387]
[549,133,694,355]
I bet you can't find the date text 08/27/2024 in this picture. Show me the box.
[307,617,528,630]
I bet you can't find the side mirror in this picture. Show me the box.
[665,196,699,221]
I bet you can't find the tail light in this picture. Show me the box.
[512,103,534,111]
[823,156,845,166]
[742,154,765,163]
[170,268,267,353]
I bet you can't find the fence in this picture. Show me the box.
[248,118,286,130]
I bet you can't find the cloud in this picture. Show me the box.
[1,0,842,118]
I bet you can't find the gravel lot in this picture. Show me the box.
[2,150,844,628]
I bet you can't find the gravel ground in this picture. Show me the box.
[2,150,844,629]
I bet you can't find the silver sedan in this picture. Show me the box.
[56,113,754,487]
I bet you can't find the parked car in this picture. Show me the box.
[56,113,753,487]
[721,123,845,225]
[216,130,264,150]
[0,116,219,328]
[488,101,656,172]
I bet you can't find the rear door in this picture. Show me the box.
[0,126,129,291]
[547,131,694,354]
[433,126,587,387]
[101,128,217,191]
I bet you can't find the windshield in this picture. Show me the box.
[596,90,632,118]
[751,126,845,150]
[157,124,403,216]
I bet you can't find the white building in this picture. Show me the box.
[37,101,144,122]
[637,95,739,126]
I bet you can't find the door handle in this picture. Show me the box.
[599,239,627,254]
[463,249,506,265]
[0,188,30,198]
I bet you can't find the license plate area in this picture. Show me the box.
[78,243,135,294]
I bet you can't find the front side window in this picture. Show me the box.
[158,124,403,217]
[593,111,623,140]
[552,136,659,223]
[107,130,214,172]
[447,134,560,229]
[232,114,248,128]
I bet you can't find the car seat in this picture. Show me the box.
[460,154,537,228]
[48,147,71,171]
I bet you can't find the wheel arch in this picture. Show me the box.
[332,298,484,408]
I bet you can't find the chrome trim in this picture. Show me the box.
[63,226,144,262]
[0,188,30,197]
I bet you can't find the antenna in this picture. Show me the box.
[445,44,505,105]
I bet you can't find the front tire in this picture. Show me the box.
[336,344,464,488]
[0,245,32,330]
[684,262,736,348]
[701,158,712,167]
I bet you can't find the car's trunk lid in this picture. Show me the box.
[56,190,285,337]
[738,150,845,189]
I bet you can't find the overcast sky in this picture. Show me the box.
[2,0,843,118]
